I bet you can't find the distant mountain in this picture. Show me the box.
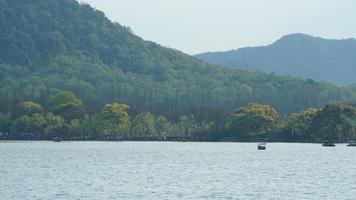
[0,1,355,117]
[196,34,356,85]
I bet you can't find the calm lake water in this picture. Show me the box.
[1,142,356,200]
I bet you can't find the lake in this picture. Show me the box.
[1,142,356,200]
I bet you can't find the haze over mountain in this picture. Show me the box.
[0,0,356,118]
[196,34,356,85]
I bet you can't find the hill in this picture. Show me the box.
[196,34,356,85]
[0,0,355,120]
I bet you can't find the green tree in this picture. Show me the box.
[19,101,43,116]
[225,103,280,138]
[132,112,156,138]
[0,112,11,133]
[285,108,318,141]
[67,119,83,139]
[100,103,130,139]
[48,91,84,121]
[155,116,172,138]
[44,113,65,138]
[309,102,356,141]
[11,114,46,138]
[67,115,99,139]
[178,114,196,138]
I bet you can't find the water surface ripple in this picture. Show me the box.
[1,142,355,200]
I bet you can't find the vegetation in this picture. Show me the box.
[100,103,130,139]
[308,103,356,141]
[284,108,318,141]
[1,93,355,142]
[0,0,356,142]
[1,0,356,122]
[224,103,280,138]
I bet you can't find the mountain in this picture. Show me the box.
[0,0,355,119]
[196,33,356,85]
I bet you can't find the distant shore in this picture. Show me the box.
[0,138,348,144]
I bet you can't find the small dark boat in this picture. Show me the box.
[322,141,335,147]
[53,136,62,142]
[258,143,266,150]
[347,141,356,147]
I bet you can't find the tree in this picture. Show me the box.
[48,91,84,121]
[155,116,172,138]
[11,114,46,138]
[285,108,318,141]
[44,113,65,139]
[132,112,156,138]
[178,114,196,138]
[0,112,11,133]
[67,119,83,139]
[225,103,280,138]
[100,103,130,139]
[68,115,100,139]
[19,101,43,116]
[309,102,356,141]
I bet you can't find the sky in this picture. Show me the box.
[81,0,356,54]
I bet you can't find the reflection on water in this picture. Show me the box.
[1,142,356,200]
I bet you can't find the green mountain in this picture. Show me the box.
[196,34,356,85]
[0,0,355,119]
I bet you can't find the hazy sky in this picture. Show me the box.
[81,0,356,54]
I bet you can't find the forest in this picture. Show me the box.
[0,91,355,142]
[0,0,356,142]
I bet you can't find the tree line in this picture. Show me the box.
[1,91,355,142]
[0,92,206,141]
[215,102,356,142]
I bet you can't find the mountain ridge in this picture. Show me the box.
[0,0,355,118]
[196,33,356,85]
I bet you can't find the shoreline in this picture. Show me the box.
[0,139,348,144]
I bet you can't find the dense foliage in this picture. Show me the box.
[1,0,356,123]
[196,33,356,85]
[224,103,280,137]
[212,102,356,142]
[0,92,203,140]
[0,0,355,142]
[1,93,355,142]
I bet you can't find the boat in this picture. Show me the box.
[347,141,356,147]
[322,141,335,147]
[258,143,266,150]
[53,136,62,142]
